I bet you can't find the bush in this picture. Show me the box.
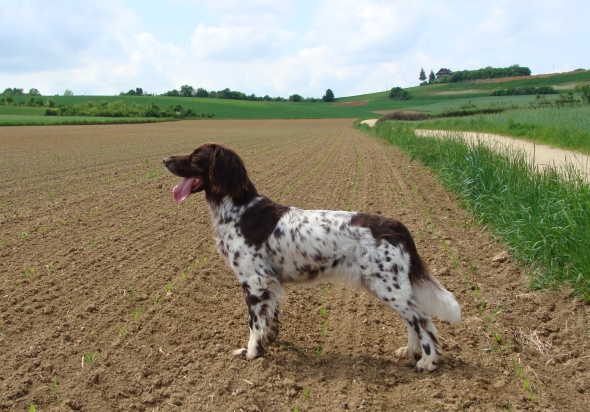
[378,110,430,121]
[44,109,58,116]
[388,87,412,100]
[575,84,590,104]
[289,94,302,102]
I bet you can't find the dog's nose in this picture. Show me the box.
[163,157,171,167]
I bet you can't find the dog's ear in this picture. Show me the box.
[209,145,249,198]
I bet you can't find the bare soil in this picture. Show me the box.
[1,119,588,411]
[332,101,369,107]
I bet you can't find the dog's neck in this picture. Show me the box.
[206,179,261,224]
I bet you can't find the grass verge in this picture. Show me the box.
[359,121,590,300]
[412,106,590,154]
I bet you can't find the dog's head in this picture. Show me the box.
[163,143,249,202]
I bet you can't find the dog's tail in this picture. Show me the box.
[410,257,461,323]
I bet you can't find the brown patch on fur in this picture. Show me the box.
[350,213,435,287]
[239,198,289,249]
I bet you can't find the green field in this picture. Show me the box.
[1,69,589,125]
[337,70,590,102]
[0,114,170,126]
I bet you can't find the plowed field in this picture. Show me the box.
[1,120,588,411]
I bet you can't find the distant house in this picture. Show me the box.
[436,68,453,79]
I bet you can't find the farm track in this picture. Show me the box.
[0,119,588,411]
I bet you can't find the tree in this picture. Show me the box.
[180,85,195,97]
[322,88,334,102]
[28,88,41,96]
[428,70,436,84]
[389,87,411,100]
[64,90,73,96]
[419,68,426,82]
[195,87,209,98]
[289,94,303,102]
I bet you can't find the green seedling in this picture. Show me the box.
[477,301,486,315]
[321,284,331,294]
[118,324,127,336]
[24,267,35,279]
[84,351,98,366]
[30,404,36,412]
[322,321,328,336]
[153,293,162,303]
[302,386,310,399]
[314,345,323,357]
[49,377,61,403]
[166,282,173,292]
[319,307,327,318]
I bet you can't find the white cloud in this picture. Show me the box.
[190,23,295,61]
[0,0,588,97]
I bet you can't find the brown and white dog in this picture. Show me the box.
[163,143,461,372]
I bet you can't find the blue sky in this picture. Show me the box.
[1,0,588,98]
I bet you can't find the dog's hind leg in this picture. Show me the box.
[394,321,422,360]
[233,277,283,360]
[363,272,442,372]
[265,306,281,343]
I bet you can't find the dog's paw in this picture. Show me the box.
[266,328,279,344]
[395,346,420,360]
[394,346,409,359]
[232,348,263,360]
[232,348,247,359]
[415,357,438,372]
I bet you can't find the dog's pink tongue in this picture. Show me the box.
[172,177,197,202]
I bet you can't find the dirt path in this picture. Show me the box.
[1,120,588,411]
[416,129,590,181]
[361,119,589,180]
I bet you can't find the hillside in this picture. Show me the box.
[1,70,589,124]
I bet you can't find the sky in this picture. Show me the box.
[1,0,588,98]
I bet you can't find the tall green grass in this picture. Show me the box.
[413,106,590,154]
[362,121,590,300]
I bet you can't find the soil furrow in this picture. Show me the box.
[0,119,587,411]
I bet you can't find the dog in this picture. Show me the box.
[163,143,461,372]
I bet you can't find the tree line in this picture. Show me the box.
[132,85,336,102]
[419,64,532,85]
[2,86,336,104]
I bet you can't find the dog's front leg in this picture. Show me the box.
[232,277,282,360]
